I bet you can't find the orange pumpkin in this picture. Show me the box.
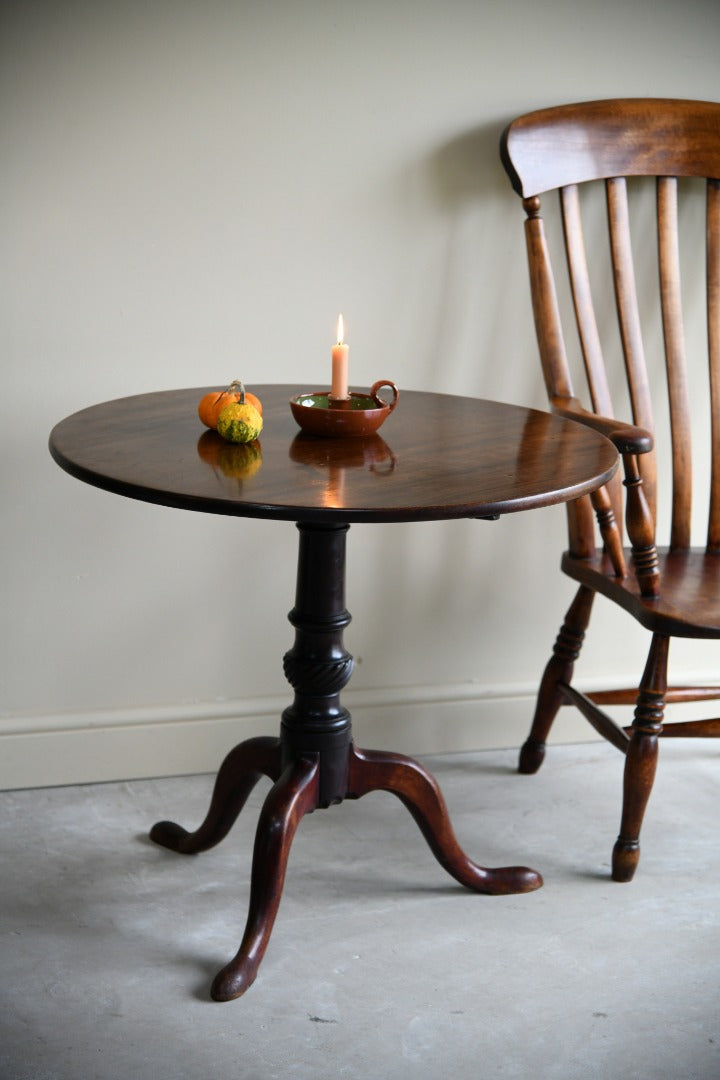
[198,381,263,430]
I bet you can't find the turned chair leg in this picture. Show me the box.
[612,634,668,882]
[519,585,595,774]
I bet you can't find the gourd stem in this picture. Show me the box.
[229,379,246,405]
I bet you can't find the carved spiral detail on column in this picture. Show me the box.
[282,653,354,696]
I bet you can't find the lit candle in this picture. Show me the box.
[330,314,349,401]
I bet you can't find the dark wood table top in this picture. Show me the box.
[49,385,618,523]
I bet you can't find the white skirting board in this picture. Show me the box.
[0,683,603,791]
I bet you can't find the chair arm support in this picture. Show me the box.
[622,453,660,597]
[550,396,654,455]
[551,397,659,596]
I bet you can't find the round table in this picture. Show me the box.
[49,385,618,1000]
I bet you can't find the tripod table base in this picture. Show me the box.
[151,736,542,1001]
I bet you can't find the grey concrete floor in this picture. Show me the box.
[1,742,718,1080]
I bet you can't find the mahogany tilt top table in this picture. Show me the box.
[49,385,618,1001]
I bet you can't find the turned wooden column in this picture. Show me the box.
[281,522,354,807]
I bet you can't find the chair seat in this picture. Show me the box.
[562,547,720,638]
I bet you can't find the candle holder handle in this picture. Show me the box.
[370,380,399,413]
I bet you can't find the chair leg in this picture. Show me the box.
[612,633,669,882]
[519,585,595,774]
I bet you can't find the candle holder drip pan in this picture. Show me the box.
[290,380,398,437]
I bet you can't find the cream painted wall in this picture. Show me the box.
[3,0,720,788]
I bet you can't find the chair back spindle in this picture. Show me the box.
[657,176,692,550]
[707,179,720,550]
[606,176,657,522]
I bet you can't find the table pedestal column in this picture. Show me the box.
[280,522,354,807]
[151,522,542,1002]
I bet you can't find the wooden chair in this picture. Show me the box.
[500,98,720,881]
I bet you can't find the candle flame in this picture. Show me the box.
[336,313,344,345]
